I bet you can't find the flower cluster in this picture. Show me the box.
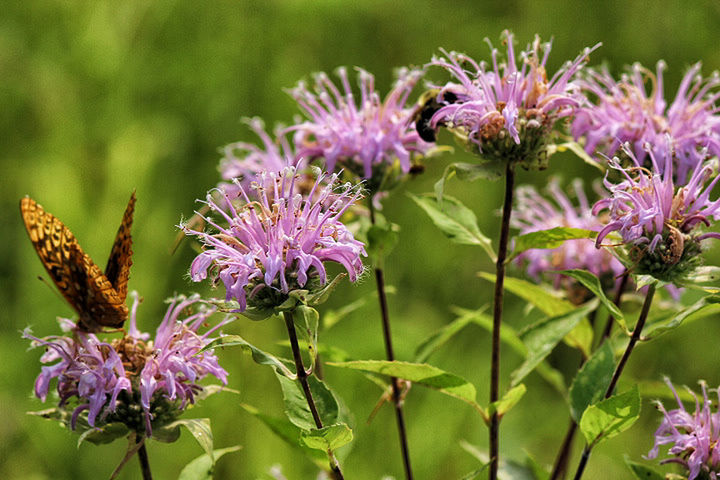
[512,179,624,299]
[183,166,367,312]
[593,142,720,282]
[572,62,720,184]
[219,117,297,196]
[648,379,720,480]
[286,66,432,188]
[429,31,598,168]
[25,293,229,436]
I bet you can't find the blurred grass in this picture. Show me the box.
[3,1,720,479]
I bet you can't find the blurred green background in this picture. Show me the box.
[4,1,720,479]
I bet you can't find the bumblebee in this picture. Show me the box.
[413,89,457,143]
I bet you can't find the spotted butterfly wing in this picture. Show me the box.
[19,193,136,332]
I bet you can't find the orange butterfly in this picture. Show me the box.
[20,193,136,332]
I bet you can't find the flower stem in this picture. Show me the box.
[283,311,345,480]
[572,283,656,480]
[549,270,630,480]
[489,162,516,480]
[137,440,153,480]
[368,201,414,480]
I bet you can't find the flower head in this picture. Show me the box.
[182,166,367,312]
[25,293,230,436]
[512,179,624,299]
[429,31,598,168]
[286,66,432,188]
[219,117,297,196]
[593,141,720,282]
[572,62,720,184]
[647,378,720,480]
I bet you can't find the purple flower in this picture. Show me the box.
[647,378,720,480]
[286,66,432,182]
[429,31,598,167]
[129,293,230,434]
[593,141,720,282]
[572,62,720,184]
[24,326,132,429]
[512,179,624,296]
[182,166,367,312]
[25,293,230,437]
[219,117,297,196]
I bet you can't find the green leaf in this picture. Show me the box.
[165,418,214,460]
[409,193,496,262]
[239,403,327,469]
[510,227,596,261]
[643,294,720,340]
[564,319,595,359]
[151,422,182,444]
[569,342,615,422]
[625,457,665,480]
[305,273,347,306]
[206,298,278,321]
[293,305,319,367]
[549,141,605,172]
[327,360,485,418]
[366,222,400,268]
[452,306,566,395]
[177,446,242,480]
[275,371,340,430]
[556,269,624,321]
[478,273,574,317]
[579,386,641,446]
[511,300,597,386]
[488,384,526,419]
[414,307,484,363]
[78,423,130,447]
[434,162,504,203]
[299,423,353,451]
[200,335,295,378]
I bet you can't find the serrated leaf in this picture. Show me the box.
[177,446,242,480]
[569,342,615,422]
[409,193,495,262]
[299,423,353,451]
[305,273,347,306]
[478,273,574,317]
[452,306,566,395]
[164,418,214,460]
[275,371,340,430]
[327,360,485,419]
[239,403,327,469]
[151,422,182,443]
[556,269,624,321]
[511,300,598,386]
[200,335,295,378]
[510,227,596,261]
[579,386,641,446]
[488,384,526,419]
[625,457,664,480]
[643,294,720,340]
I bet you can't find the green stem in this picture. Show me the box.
[138,440,153,480]
[368,200,414,480]
[489,162,515,480]
[283,311,345,480]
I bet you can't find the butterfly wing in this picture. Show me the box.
[19,197,128,331]
[104,192,135,301]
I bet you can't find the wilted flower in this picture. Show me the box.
[647,378,720,480]
[512,179,624,299]
[593,141,720,282]
[429,30,598,168]
[286,66,432,189]
[182,166,367,312]
[219,117,297,196]
[25,293,230,436]
[572,62,720,184]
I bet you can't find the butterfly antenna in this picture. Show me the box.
[37,275,69,305]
